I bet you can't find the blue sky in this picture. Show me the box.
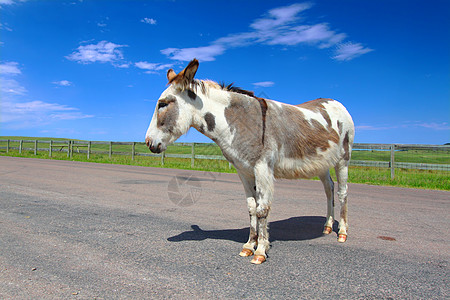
[1,0,449,144]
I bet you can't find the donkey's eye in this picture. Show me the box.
[158,102,168,110]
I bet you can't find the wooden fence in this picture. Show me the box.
[1,139,449,179]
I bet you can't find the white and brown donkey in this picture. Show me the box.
[145,59,354,264]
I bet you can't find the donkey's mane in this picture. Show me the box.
[181,78,259,100]
[219,82,256,98]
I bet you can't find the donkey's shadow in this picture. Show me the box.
[168,216,338,243]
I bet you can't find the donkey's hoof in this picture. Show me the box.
[338,234,347,243]
[323,226,332,235]
[239,248,254,257]
[250,255,266,264]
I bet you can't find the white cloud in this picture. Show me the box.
[0,61,21,75]
[250,3,312,31]
[161,2,371,62]
[141,17,157,25]
[415,122,450,131]
[66,40,127,64]
[214,32,259,48]
[253,81,275,87]
[1,62,26,95]
[356,122,450,132]
[52,80,72,87]
[135,61,173,73]
[267,24,346,47]
[50,112,93,120]
[97,17,109,29]
[0,61,93,129]
[1,100,93,127]
[116,63,130,68]
[356,125,394,131]
[0,0,26,6]
[1,78,27,95]
[0,22,13,31]
[332,42,373,61]
[161,45,226,62]
[5,100,76,114]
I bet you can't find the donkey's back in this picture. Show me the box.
[266,98,354,179]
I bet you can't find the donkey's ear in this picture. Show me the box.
[167,69,177,83]
[183,59,199,82]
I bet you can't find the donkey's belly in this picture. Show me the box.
[273,149,340,179]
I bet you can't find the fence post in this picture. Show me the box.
[49,140,52,157]
[109,141,112,159]
[132,142,135,161]
[87,141,91,160]
[191,143,195,168]
[19,140,23,154]
[34,140,38,155]
[161,151,165,166]
[390,144,395,180]
[70,141,73,159]
[67,140,70,158]
[6,139,9,153]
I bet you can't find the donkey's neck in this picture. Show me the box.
[191,90,233,147]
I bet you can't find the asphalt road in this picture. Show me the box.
[0,156,449,299]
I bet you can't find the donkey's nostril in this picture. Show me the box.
[148,141,162,153]
[145,137,151,148]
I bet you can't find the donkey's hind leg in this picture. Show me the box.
[319,171,334,235]
[237,172,258,258]
[335,160,350,242]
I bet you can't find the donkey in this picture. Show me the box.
[145,59,354,264]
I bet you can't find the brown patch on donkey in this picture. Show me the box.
[277,103,340,159]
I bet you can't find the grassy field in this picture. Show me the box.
[1,136,449,190]
[352,148,449,164]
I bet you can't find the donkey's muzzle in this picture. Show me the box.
[150,143,162,153]
[146,137,162,153]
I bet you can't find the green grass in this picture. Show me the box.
[352,149,449,164]
[0,137,226,157]
[1,136,449,190]
[329,166,449,190]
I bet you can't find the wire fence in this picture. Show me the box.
[1,139,449,180]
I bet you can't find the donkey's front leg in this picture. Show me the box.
[237,172,258,257]
[251,162,274,265]
[319,171,335,235]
